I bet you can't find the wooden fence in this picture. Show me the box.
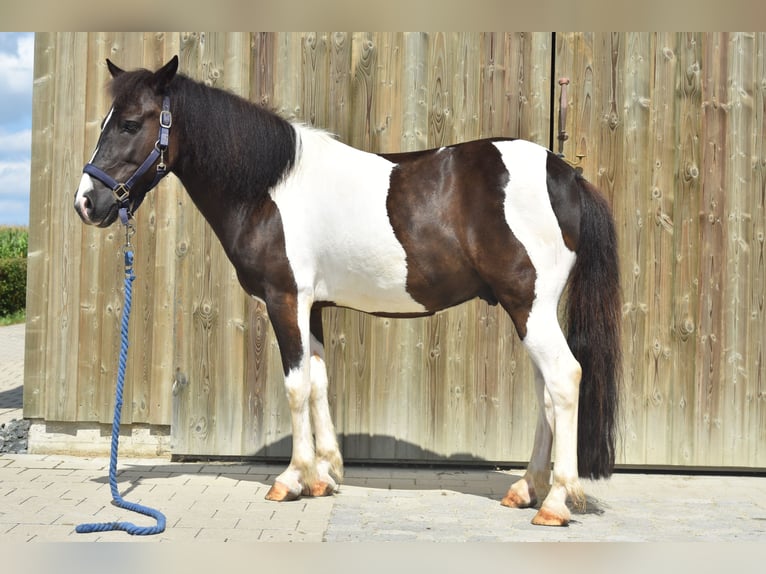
[25,32,765,469]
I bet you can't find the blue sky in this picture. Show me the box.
[0,32,33,227]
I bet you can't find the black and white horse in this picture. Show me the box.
[74,56,621,526]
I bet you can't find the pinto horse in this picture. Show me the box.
[74,56,621,527]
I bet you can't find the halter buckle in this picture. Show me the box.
[113,183,130,204]
[159,109,172,129]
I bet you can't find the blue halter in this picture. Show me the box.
[83,96,172,215]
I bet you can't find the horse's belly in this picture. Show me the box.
[313,247,427,314]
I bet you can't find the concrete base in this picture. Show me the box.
[27,420,172,458]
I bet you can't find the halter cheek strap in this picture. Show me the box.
[83,96,172,215]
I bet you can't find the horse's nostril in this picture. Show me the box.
[84,196,93,211]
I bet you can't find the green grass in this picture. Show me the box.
[0,309,25,326]
[0,226,28,259]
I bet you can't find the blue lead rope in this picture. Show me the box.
[76,210,166,536]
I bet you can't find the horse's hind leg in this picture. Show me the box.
[307,308,343,496]
[516,305,584,526]
[501,366,552,509]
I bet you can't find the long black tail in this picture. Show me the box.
[567,177,622,479]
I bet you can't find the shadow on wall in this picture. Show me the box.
[175,433,528,469]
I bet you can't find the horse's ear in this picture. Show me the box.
[153,55,179,92]
[106,59,125,78]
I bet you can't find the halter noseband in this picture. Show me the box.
[83,96,172,217]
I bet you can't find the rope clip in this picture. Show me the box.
[118,207,136,273]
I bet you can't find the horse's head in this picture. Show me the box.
[74,56,179,227]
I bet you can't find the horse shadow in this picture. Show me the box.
[165,433,607,516]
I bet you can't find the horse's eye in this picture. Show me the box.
[120,120,141,134]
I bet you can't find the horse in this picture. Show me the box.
[74,55,621,527]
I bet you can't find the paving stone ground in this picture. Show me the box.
[1,323,765,544]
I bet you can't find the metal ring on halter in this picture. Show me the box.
[159,109,172,129]
[112,183,130,204]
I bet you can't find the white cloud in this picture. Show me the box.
[0,34,34,95]
[0,33,33,225]
[0,160,31,196]
[0,130,31,157]
[0,160,30,224]
[0,200,29,225]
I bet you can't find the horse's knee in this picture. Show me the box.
[309,354,329,395]
[284,367,311,409]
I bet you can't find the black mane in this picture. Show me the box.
[111,69,297,204]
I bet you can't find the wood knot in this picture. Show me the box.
[679,317,695,340]
[172,370,188,396]
[194,299,217,329]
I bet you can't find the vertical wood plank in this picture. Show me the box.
[526,32,553,145]
[668,32,702,466]
[640,33,675,465]
[751,33,766,467]
[44,32,88,422]
[348,31,377,152]
[77,32,117,423]
[698,32,728,466]
[301,32,329,129]
[448,32,481,144]
[721,32,756,466]
[326,32,352,140]
[23,32,57,419]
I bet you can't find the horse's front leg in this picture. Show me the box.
[263,292,319,501]
[307,333,343,496]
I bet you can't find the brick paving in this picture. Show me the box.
[0,323,24,426]
[1,323,765,542]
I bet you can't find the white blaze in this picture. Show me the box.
[75,106,116,222]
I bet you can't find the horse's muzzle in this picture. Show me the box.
[74,174,119,227]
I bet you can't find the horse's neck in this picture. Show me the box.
[173,113,381,250]
[170,103,293,234]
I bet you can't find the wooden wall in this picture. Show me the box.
[556,32,766,468]
[25,32,766,469]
